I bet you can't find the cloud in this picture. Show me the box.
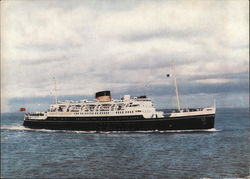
[121,28,206,42]
[1,0,249,112]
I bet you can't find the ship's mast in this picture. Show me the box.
[53,77,58,104]
[172,64,181,111]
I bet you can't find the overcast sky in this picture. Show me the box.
[1,0,249,112]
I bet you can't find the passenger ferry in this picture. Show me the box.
[23,90,216,131]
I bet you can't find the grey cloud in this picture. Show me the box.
[191,72,249,81]
[115,80,249,97]
[40,0,145,12]
[218,41,249,50]
[94,53,198,75]
[180,81,249,95]
[16,42,82,52]
[22,56,69,65]
[122,54,198,70]
[121,28,206,42]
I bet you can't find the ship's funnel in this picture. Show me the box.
[95,90,111,102]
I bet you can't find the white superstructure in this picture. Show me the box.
[25,92,216,121]
[47,95,164,119]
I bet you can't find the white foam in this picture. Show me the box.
[76,128,221,134]
[161,128,221,133]
[0,125,105,133]
[1,125,220,134]
[1,125,30,131]
[1,125,58,133]
[125,128,221,133]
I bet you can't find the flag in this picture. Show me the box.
[19,107,26,112]
[166,74,171,77]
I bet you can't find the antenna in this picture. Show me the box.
[53,77,58,104]
[171,64,181,111]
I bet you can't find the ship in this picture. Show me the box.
[23,89,216,131]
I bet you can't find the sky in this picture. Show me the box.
[1,0,249,112]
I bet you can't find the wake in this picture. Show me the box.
[1,125,221,134]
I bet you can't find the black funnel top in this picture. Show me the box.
[95,91,111,98]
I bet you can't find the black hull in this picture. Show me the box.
[23,114,215,131]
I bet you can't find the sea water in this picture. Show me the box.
[1,108,249,178]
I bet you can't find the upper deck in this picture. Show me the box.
[24,90,215,120]
[45,95,164,118]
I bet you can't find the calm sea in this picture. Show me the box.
[1,108,249,179]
